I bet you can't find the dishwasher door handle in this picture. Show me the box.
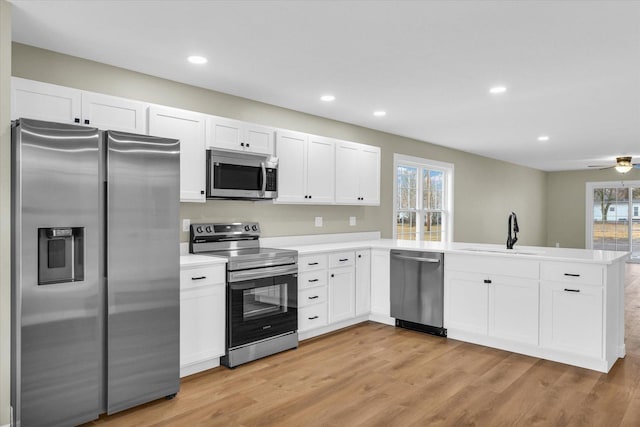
[392,254,441,263]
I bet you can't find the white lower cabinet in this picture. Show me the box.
[298,250,371,337]
[370,249,391,322]
[446,270,538,345]
[180,263,226,377]
[489,276,539,345]
[355,250,371,316]
[541,281,603,359]
[446,271,489,334]
[444,254,625,372]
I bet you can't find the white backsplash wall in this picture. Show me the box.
[180,200,381,242]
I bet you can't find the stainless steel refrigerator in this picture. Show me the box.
[11,118,180,426]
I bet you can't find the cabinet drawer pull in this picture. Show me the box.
[308,262,319,266]
[308,315,319,320]
[191,276,207,280]
[564,273,581,277]
[339,258,349,262]
[308,279,319,283]
[564,288,581,293]
[308,295,319,300]
[483,279,492,284]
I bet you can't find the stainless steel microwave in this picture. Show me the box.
[206,149,278,200]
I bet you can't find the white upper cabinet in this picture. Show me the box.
[11,78,147,133]
[148,105,207,203]
[12,77,81,124]
[208,116,274,155]
[275,130,335,204]
[81,92,147,133]
[335,140,380,205]
[275,130,307,202]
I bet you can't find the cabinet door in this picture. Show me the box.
[208,116,243,151]
[541,282,603,358]
[445,271,489,334]
[148,105,206,202]
[11,77,81,123]
[370,249,390,317]
[275,130,307,203]
[244,124,274,155]
[82,92,147,133]
[180,284,225,367]
[335,141,361,204]
[355,250,371,316]
[328,267,356,323]
[306,135,335,204]
[358,145,380,205]
[489,277,539,345]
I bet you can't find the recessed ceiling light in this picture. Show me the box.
[320,95,336,102]
[537,135,550,142]
[489,86,507,94]
[373,111,386,117]
[187,55,207,65]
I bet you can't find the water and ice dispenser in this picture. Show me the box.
[37,227,85,285]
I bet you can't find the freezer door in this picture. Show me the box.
[390,250,444,327]
[106,130,180,414]
[12,119,101,426]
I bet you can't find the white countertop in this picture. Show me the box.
[180,237,629,266]
[180,254,227,268]
[280,239,630,265]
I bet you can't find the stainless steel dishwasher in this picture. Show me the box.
[390,250,446,337]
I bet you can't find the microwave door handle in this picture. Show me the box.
[260,161,267,196]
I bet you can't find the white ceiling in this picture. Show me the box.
[8,0,640,171]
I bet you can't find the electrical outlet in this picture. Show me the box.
[315,217,323,227]
[349,216,356,226]
[182,219,190,232]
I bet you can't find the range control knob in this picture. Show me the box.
[244,225,251,232]
[196,226,203,233]
[252,225,258,231]
[205,226,212,233]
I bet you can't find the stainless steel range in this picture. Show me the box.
[190,222,298,368]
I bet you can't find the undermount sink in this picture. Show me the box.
[460,247,546,256]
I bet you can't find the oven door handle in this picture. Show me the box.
[228,264,298,283]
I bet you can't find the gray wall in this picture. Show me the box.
[1,1,11,424]
[12,42,548,246]
[546,168,640,248]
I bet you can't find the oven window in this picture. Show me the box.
[215,163,261,190]
[243,283,288,321]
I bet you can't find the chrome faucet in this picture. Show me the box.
[506,212,519,249]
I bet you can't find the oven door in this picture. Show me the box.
[228,273,297,349]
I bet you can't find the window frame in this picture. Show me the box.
[393,153,454,242]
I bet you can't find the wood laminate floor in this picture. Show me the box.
[87,264,640,427]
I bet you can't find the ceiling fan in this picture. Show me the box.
[588,156,640,174]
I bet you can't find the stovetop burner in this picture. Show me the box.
[189,222,298,272]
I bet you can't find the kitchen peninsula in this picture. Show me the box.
[181,235,628,374]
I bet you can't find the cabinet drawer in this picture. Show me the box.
[299,303,328,331]
[541,262,603,286]
[299,270,327,289]
[180,264,226,290]
[299,254,328,272]
[329,251,355,269]
[299,286,328,308]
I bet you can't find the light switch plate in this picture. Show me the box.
[182,219,190,232]
[315,217,323,227]
[349,216,356,226]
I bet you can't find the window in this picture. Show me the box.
[393,154,453,241]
